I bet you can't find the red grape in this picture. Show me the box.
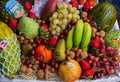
[106,46,113,52]
[95,57,99,62]
[89,55,95,61]
[96,62,101,68]
[102,57,108,62]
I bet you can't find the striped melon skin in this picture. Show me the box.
[89,2,117,32]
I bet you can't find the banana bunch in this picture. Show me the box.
[66,20,92,52]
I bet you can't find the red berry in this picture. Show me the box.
[27,11,36,18]
[82,2,90,11]
[41,23,48,31]
[83,68,95,77]
[69,0,78,8]
[8,18,18,30]
[90,37,100,49]
[48,36,57,46]
[24,1,32,11]
[80,60,90,71]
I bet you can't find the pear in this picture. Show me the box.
[53,39,66,61]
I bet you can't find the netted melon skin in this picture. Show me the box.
[0,34,21,79]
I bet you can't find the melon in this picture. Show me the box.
[89,2,117,32]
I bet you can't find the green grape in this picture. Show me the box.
[51,24,57,29]
[62,19,68,25]
[57,3,62,9]
[58,13,63,19]
[49,17,53,21]
[56,32,60,36]
[76,15,80,19]
[55,26,61,33]
[62,3,68,9]
[53,19,59,25]
[72,14,77,19]
[67,14,72,19]
[51,30,56,35]
[52,13,57,19]
[74,10,80,14]
[49,3,80,37]
[61,25,66,30]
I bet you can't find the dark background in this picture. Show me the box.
[20,0,120,27]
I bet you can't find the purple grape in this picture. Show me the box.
[25,60,31,65]
[35,39,41,45]
[67,24,72,29]
[96,72,101,78]
[39,62,46,69]
[63,29,68,36]
[31,50,35,56]
[58,34,64,39]
[71,20,76,25]
[50,61,55,67]
[41,39,47,44]
[99,49,105,53]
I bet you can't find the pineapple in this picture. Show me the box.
[0,0,10,23]
[0,21,21,78]
[0,8,10,23]
[0,0,8,6]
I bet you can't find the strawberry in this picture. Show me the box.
[24,1,32,11]
[83,68,95,77]
[48,36,57,46]
[69,0,78,8]
[82,2,90,11]
[90,37,100,49]
[80,60,90,70]
[41,23,48,31]
[8,18,18,30]
[27,11,36,19]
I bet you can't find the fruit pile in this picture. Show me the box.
[0,0,120,82]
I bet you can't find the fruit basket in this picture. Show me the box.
[0,0,120,82]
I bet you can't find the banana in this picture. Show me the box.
[73,20,83,48]
[66,25,75,50]
[80,22,92,52]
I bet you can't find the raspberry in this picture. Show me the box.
[48,36,57,46]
